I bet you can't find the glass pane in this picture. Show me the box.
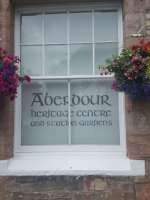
[70,44,92,75]
[95,43,118,74]
[70,12,92,43]
[21,46,43,76]
[45,45,67,76]
[94,11,118,42]
[45,13,67,44]
[21,80,68,145]
[70,80,120,145]
[21,15,42,44]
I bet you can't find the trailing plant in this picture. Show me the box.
[0,47,31,100]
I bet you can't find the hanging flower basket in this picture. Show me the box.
[0,47,30,100]
[100,39,150,100]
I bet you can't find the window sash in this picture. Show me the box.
[20,10,119,77]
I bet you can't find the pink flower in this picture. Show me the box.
[3,57,12,68]
[112,80,119,91]
[24,75,31,82]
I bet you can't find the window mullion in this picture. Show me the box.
[67,11,70,76]
[68,81,71,145]
[42,12,45,76]
[67,11,71,144]
[117,9,123,54]
[92,9,95,75]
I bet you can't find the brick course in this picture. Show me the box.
[0,0,150,199]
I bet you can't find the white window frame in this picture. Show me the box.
[12,2,137,175]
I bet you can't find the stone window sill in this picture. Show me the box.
[0,155,145,176]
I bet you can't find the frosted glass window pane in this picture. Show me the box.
[21,46,42,76]
[94,11,118,42]
[21,80,68,145]
[70,12,92,43]
[21,15,42,44]
[45,13,67,44]
[70,44,92,75]
[45,45,67,76]
[70,80,120,145]
[95,43,118,74]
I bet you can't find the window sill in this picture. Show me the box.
[0,155,145,176]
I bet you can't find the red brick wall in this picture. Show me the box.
[0,0,14,160]
[0,0,150,199]
[123,0,150,159]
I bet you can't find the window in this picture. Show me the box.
[15,3,126,156]
[9,2,144,176]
